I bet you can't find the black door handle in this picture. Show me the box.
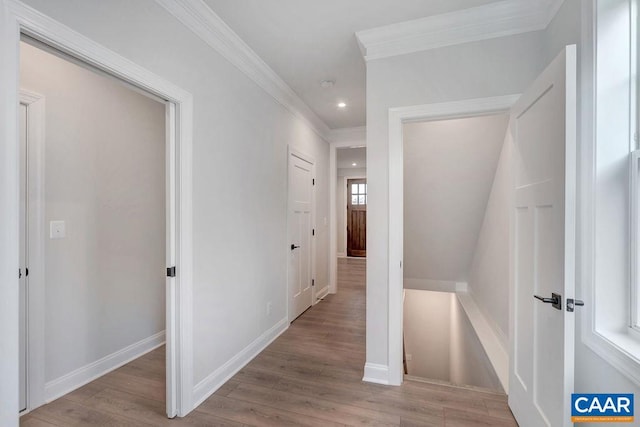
[291,244,300,250]
[534,293,562,310]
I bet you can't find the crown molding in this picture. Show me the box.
[355,0,565,61]
[155,0,331,140]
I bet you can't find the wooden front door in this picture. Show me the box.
[347,179,366,257]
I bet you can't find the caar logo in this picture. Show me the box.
[571,394,634,423]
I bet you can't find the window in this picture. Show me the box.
[351,183,367,206]
[584,0,640,386]
[632,151,640,333]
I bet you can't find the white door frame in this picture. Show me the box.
[18,90,45,413]
[1,1,194,423]
[385,94,520,386]
[329,139,366,293]
[287,146,316,320]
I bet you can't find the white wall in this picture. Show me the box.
[466,130,512,339]
[20,42,166,383]
[403,290,451,381]
[16,0,329,400]
[366,31,544,370]
[403,114,508,285]
[449,294,502,391]
[336,167,366,256]
[404,289,501,390]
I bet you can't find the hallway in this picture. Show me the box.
[21,258,516,426]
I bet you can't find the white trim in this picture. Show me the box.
[329,135,367,294]
[2,0,195,421]
[456,292,509,392]
[362,363,390,385]
[315,284,329,301]
[165,101,177,418]
[155,0,331,141]
[192,318,288,408]
[44,332,165,403]
[384,94,520,387]
[356,0,565,61]
[19,90,46,412]
[631,150,640,331]
[403,278,467,293]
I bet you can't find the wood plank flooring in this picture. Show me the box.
[22,257,517,426]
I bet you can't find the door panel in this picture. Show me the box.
[509,45,576,427]
[19,103,28,412]
[289,153,313,321]
[347,179,366,257]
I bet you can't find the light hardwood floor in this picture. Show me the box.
[21,257,517,426]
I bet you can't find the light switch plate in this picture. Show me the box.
[50,220,66,239]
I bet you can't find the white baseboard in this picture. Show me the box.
[455,291,509,393]
[315,285,329,301]
[404,278,467,293]
[192,317,288,407]
[45,331,165,402]
[362,362,390,385]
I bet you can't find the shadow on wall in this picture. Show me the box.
[403,289,502,392]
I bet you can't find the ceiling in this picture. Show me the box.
[337,147,366,169]
[203,0,504,130]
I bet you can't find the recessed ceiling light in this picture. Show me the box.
[352,162,357,166]
[320,80,335,88]
[338,102,347,109]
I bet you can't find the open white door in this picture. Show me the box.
[508,45,577,427]
[288,151,314,321]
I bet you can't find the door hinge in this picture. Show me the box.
[25,268,29,277]
[18,268,21,279]
[312,229,315,236]
[312,279,315,287]
[167,266,176,277]
[312,178,315,186]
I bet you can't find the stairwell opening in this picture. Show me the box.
[403,289,502,392]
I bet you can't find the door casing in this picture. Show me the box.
[373,94,521,388]
[1,3,195,423]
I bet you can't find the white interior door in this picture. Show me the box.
[509,45,577,427]
[18,103,28,413]
[288,152,313,321]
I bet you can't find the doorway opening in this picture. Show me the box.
[336,147,366,259]
[15,33,188,419]
[400,113,508,391]
[346,178,367,257]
